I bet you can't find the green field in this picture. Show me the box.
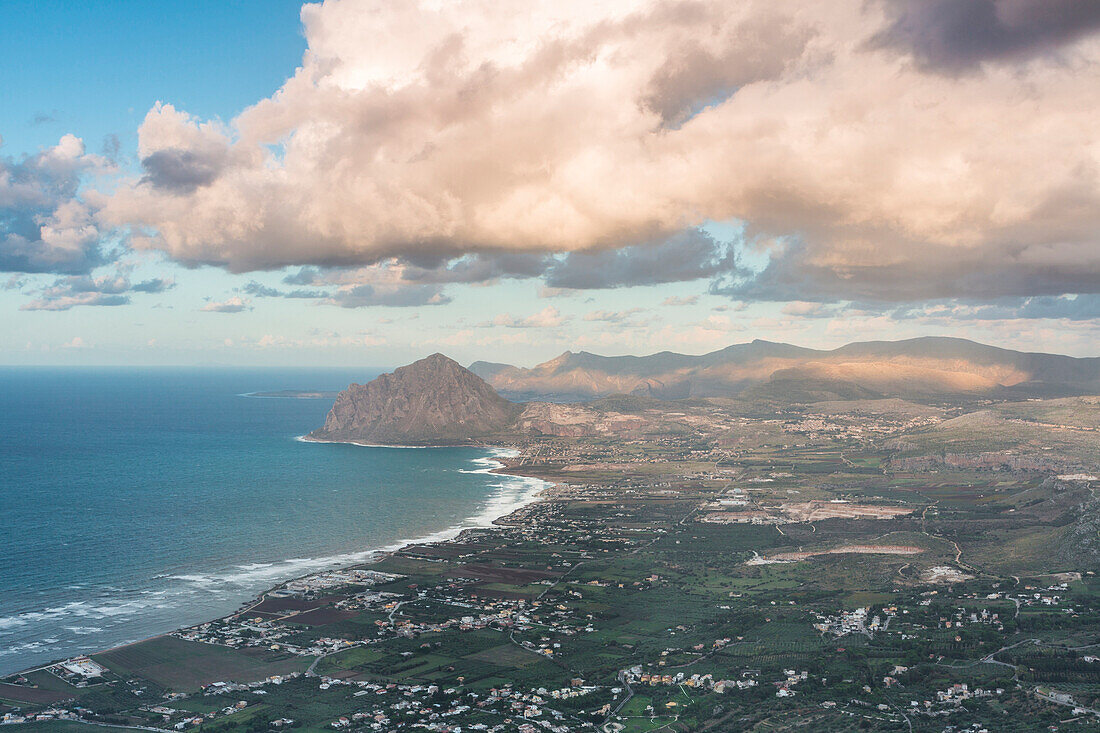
[93,636,310,690]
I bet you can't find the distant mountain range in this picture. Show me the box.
[309,338,1100,445]
[469,337,1100,402]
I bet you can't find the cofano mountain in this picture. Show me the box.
[308,354,522,446]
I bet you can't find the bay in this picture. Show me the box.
[0,367,539,674]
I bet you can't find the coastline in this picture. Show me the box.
[307,444,550,550]
[295,434,504,450]
[11,442,551,678]
[295,435,435,449]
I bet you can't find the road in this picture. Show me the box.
[1033,688,1100,716]
[305,597,416,676]
[387,598,412,623]
[602,670,634,730]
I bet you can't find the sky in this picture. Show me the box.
[2,0,1100,367]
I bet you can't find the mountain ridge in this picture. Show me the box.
[468,336,1100,402]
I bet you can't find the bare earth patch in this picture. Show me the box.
[778,501,915,522]
[748,545,923,564]
[922,566,973,584]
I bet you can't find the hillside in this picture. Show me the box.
[469,337,1100,402]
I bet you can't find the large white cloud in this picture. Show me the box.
[96,0,1100,302]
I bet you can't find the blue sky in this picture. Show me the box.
[1,1,305,157]
[2,0,1099,367]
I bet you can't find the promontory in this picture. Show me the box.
[306,353,523,446]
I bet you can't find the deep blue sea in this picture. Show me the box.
[0,367,542,675]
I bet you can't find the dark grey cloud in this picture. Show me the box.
[1,136,107,274]
[872,0,1100,72]
[282,268,321,286]
[273,270,451,306]
[1012,294,1100,320]
[140,148,226,193]
[272,221,1100,311]
[713,234,1100,304]
[131,277,174,293]
[889,294,1100,322]
[20,272,172,311]
[276,268,454,307]
[397,252,549,284]
[243,281,283,297]
[283,253,548,289]
[544,229,742,290]
[241,280,326,299]
[279,232,741,298]
[324,283,451,308]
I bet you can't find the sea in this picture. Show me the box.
[0,367,544,675]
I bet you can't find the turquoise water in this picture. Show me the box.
[0,368,540,674]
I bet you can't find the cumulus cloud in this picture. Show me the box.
[201,296,251,313]
[661,295,698,306]
[84,0,1100,305]
[1,135,109,274]
[20,272,173,311]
